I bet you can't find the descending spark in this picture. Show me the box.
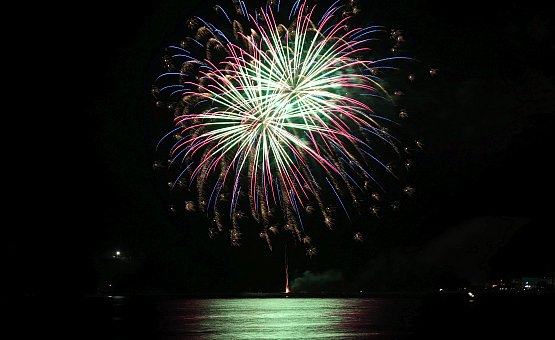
[285,245,290,293]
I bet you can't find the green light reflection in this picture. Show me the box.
[160,298,414,339]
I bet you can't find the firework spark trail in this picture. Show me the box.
[153,0,424,252]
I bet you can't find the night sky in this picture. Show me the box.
[7,0,553,295]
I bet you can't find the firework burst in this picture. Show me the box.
[153,0,424,253]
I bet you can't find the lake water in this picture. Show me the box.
[156,297,416,339]
[8,293,553,339]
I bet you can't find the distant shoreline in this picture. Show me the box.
[80,290,555,299]
[5,289,554,300]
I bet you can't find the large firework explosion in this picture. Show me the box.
[153,0,426,254]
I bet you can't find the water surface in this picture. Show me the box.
[10,293,553,339]
[157,297,416,339]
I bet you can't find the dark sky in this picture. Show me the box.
[8,0,554,295]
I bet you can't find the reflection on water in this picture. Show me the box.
[9,293,553,339]
[157,298,416,339]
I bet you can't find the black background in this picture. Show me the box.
[6,0,553,295]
